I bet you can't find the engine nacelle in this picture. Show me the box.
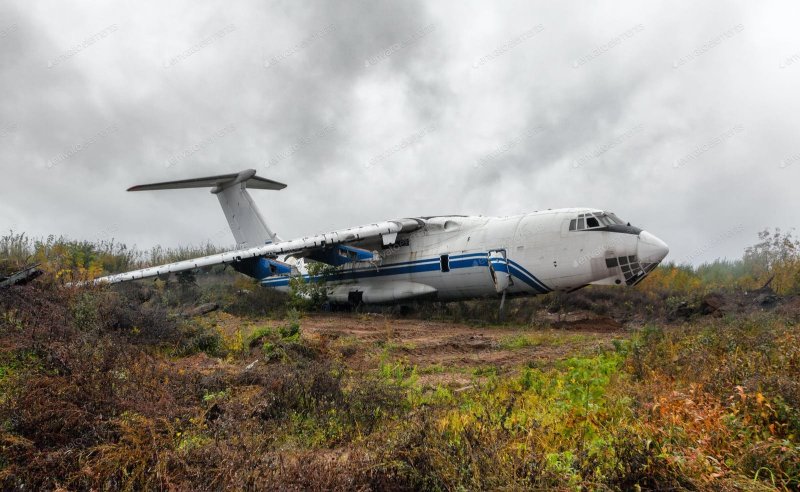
[308,244,377,266]
[233,257,293,278]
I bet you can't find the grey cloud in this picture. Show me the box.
[1,0,799,266]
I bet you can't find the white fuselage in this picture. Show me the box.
[93,172,669,301]
[260,208,668,304]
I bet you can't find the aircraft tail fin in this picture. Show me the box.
[128,169,286,248]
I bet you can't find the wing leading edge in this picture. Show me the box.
[91,219,422,285]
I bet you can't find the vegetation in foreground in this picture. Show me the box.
[0,228,799,490]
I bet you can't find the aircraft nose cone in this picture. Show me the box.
[638,231,669,264]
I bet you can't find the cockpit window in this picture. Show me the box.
[606,212,626,225]
[570,211,626,231]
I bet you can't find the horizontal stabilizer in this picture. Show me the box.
[127,169,286,192]
[127,169,285,248]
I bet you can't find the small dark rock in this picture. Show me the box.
[183,302,219,318]
[746,285,781,308]
[699,293,727,315]
[339,345,357,358]
[552,316,622,332]
[669,301,694,320]
[249,335,267,349]
[206,402,222,421]
[755,293,779,307]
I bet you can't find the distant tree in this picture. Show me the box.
[0,231,33,273]
[743,228,800,293]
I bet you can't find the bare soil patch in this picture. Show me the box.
[300,313,628,387]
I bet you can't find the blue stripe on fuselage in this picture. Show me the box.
[507,259,551,292]
[259,252,551,293]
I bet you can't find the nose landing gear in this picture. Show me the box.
[488,250,513,322]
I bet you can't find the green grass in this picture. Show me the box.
[3,252,800,489]
[418,363,447,374]
[382,340,417,351]
[471,364,499,377]
[499,332,589,349]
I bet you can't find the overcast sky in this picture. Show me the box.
[1,1,799,265]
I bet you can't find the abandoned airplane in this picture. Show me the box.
[91,169,669,306]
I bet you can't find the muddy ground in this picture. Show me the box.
[204,312,630,389]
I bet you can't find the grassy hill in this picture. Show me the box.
[1,229,799,490]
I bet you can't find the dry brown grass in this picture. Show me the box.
[2,271,799,490]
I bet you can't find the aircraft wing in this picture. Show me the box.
[92,219,422,285]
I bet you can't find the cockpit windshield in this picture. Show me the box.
[605,212,626,225]
[569,211,627,231]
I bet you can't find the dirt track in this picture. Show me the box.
[301,314,629,388]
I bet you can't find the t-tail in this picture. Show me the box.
[128,169,285,248]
